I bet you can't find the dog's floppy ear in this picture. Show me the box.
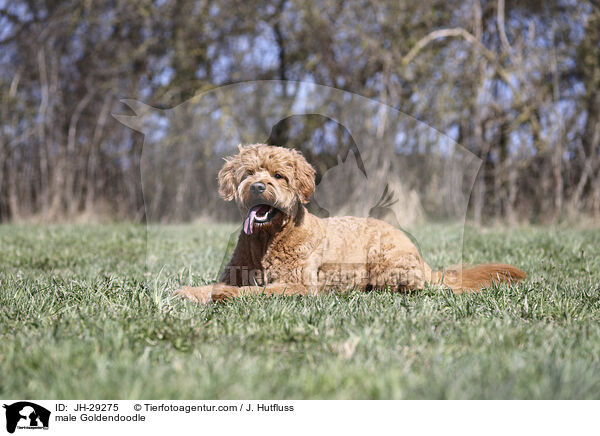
[218,157,237,201]
[293,151,316,203]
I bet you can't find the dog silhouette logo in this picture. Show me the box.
[3,402,50,433]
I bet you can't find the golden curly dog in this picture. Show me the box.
[176,144,525,304]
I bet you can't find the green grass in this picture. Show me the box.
[1,223,599,399]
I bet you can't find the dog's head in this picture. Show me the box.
[218,144,315,235]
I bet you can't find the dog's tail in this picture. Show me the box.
[433,263,526,293]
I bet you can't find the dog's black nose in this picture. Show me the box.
[250,182,266,194]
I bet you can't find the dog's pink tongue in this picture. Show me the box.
[243,208,257,235]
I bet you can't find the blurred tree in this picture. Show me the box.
[0,0,598,223]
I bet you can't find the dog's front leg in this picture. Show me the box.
[175,283,315,304]
[175,285,219,304]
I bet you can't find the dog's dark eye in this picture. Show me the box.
[274,173,283,180]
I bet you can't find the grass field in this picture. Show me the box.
[1,223,599,399]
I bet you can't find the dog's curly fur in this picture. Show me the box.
[176,144,525,304]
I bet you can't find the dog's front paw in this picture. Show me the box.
[174,285,213,304]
